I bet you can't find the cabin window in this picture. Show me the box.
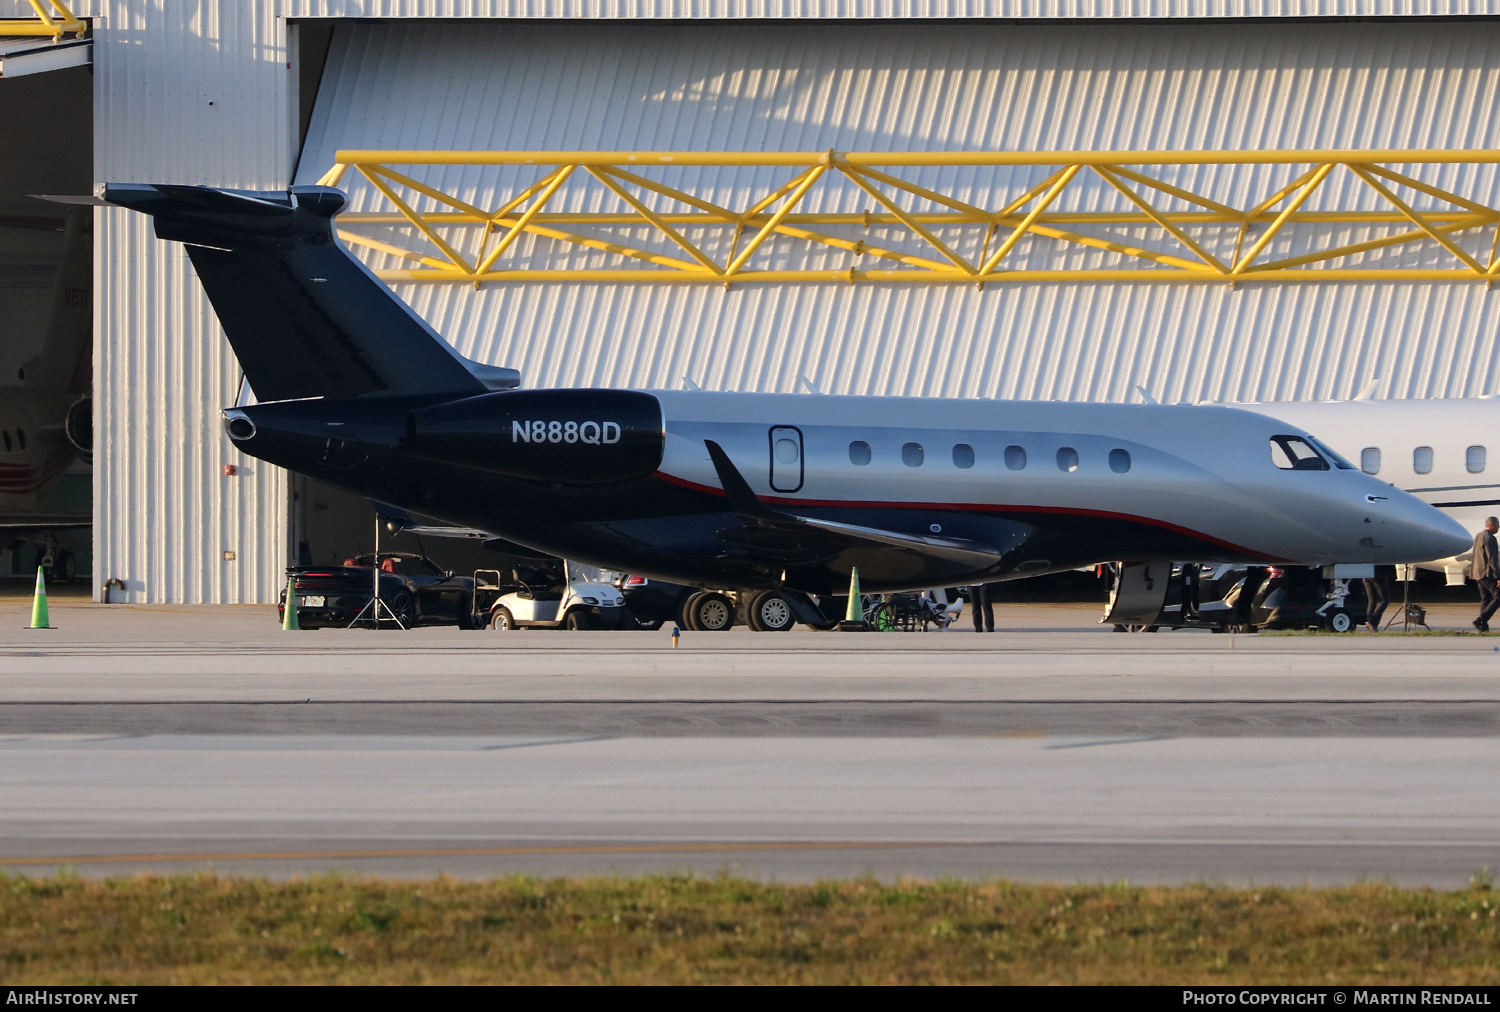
[14,429,24,450]
[848,441,871,466]
[1,431,9,452]
[1270,436,1329,471]
[1468,445,1487,474]
[901,442,925,467]
[1413,446,1434,475]
[1361,447,1381,475]
[1056,447,1079,472]
[1004,445,1027,470]
[774,438,799,463]
[952,443,975,469]
[1108,448,1131,473]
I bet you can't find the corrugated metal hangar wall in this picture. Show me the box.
[45,0,1500,603]
[301,19,1500,406]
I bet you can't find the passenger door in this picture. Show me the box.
[769,426,804,493]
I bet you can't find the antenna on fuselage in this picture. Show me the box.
[682,377,702,391]
[1353,378,1381,401]
[1133,385,1160,405]
[799,375,823,395]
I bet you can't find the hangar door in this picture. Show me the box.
[0,54,92,585]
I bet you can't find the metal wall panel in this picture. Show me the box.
[92,1,292,603]
[297,20,1500,415]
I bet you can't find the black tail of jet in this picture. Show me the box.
[103,183,489,402]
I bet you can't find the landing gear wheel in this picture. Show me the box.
[564,609,593,631]
[489,607,516,631]
[50,550,76,584]
[681,590,702,629]
[1325,609,1354,633]
[686,591,735,631]
[748,591,797,632]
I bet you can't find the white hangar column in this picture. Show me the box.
[92,2,293,603]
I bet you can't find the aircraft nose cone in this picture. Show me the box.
[1395,498,1471,561]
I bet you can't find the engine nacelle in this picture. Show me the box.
[407,389,664,485]
[64,395,92,461]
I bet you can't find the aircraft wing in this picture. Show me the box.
[702,440,1002,569]
[370,501,556,560]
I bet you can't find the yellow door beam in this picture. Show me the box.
[0,0,85,39]
[321,149,1500,284]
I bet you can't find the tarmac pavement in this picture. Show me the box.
[2,597,1498,885]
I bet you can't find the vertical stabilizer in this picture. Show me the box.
[103,183,486,402]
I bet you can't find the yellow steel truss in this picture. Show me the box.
[0,1,85,39]
[317,149,1500,284]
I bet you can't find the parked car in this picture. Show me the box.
[475,560,628,630]
[614,574,698,630]
[278,553,476,629]
[1143,564,1368,633]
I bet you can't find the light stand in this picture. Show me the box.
[1384,564,1413,632]
[348,513,406,629]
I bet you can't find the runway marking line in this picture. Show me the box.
[0,841,946,867]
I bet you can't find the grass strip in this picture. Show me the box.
[4,872,1500,984]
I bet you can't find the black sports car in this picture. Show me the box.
[277,552,476,629]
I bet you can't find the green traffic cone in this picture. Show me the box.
[28,566,52,630]
[282,575,300,631]
[839,566,867,630]
[844,566,863,622]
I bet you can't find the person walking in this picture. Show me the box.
[1473,517,1500,632]
[970,582,995,632]
[1363,564,1395,633]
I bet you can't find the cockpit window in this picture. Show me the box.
[1307,436,1355,470]
[1270,436,1329,471]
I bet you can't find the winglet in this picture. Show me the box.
[704,440,778,519]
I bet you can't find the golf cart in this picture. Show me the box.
[474,560,628,630]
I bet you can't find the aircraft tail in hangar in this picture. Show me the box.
[101,183,496,403]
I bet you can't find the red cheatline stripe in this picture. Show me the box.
[653,469,1273,559]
